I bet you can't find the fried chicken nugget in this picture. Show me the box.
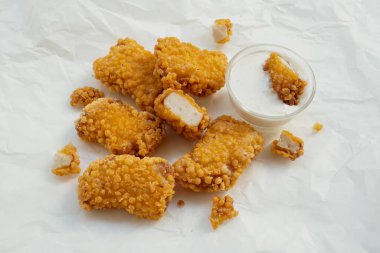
[154,88,210,139]
[93,38,162,112]
[173,115,264,192]
[51,143,80,176]
[70,86,104,107]
[78,154,175,220]
[154,37,227,97]
[209,195,238,230]
[263,52,307,105]
[212,19,233,44]
[271,130,304,161]
[75,98,165,156]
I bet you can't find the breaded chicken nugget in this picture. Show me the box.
[51,143,80,176]
[75,98,165,157]
[263,52,307,105]
[212,19,233,44]
[93,38,162,112]
[154,88,210,139]
[154,37,227,97]
[271,130,304,161]
[70,86,104,107]
[78,154,175,220]
[209,195,238,230]
[173,115,264,192]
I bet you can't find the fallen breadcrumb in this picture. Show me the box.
[154,88,210,139]
[70,86,104,107]
[272,130,304,161]
[173,115,264,192]
[154,37,227,97]
[93,38,162,112]
[51,143,80,176]
[75,98,165,157]
[78,154,175,220]
[313,122,324,132]
[177,200,185,207]
[212,19,233,44]
[209,195,238,230]
[263,52,307,105]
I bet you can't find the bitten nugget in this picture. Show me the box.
[70,86,104,107]
[263,52,307,105]
[173,115,264,192]
[313,122,323,132]
[154,88,210,139]
[51,143,80,176]
[75,98,165,156]
[93,38,162,112]
[209,195,238,230]
[271,130,304,161]
[212,19,233,44]
[78,154,175,220]
[154,37,227,97]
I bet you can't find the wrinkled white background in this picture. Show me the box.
[1,0,380,252]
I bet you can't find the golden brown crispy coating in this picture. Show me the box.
[271,130,304,161]
[154,37,227,97]
[51,143,80,176]
[263,52,307,105]
[212,19,233,44]
[75,98,165,157]
[154,88,210,139]
[173,115,264,192]
[93,38,162,112]
[313,122,324,132]
[78,154,175,220]
[70,86,104,107]
[209,195,238,230]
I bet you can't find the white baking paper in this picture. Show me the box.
[1,0,380,252]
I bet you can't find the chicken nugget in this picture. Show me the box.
[209,195,238,230]
[75,98,165,156]
[271,130,304,160]
[70,86,104,107]
[173,115,264,192]
[154,88,210,139]
[263,52,307,105]
[78,154,175,220]
[93,38,162,112]
[154,37,227,97]
[51,143,80,176]
[212,19,233,44]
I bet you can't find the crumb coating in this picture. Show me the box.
[272,130,304,161]
[313,122,323,132]
[52,143,80,176]
[154,37,227,97]
[75,98,165,157]
[70,86,104,107]
[154,88,210,139]
[209,195,238,230]
[263,52,307,105]
[78,154,175,220]
[93,38,162,112]
[173,115,264,192]
[213,19,233,44]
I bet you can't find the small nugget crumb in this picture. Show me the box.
[212,19,233,44]
[209,195,238,230]
[70,86,104,107]
[177,200,185,207]
[313,122,324,132]
[272,130,304,161]
[263,52,307,105]
[52,143,80,176]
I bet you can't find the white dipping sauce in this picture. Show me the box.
[229,52,312,117]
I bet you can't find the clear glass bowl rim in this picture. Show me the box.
[226,43,316,120]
